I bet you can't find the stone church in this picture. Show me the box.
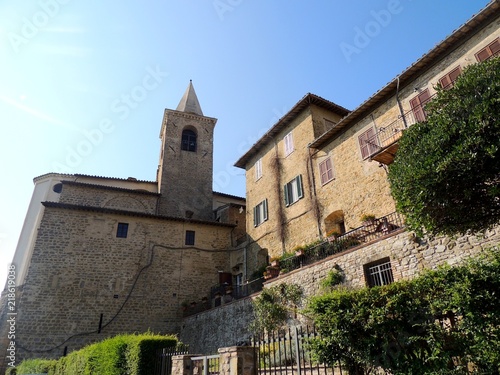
[0,82,247,367]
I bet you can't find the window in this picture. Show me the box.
[52,183,63,193]
[439,66,461,90]
[475,37,500,62]
[116,223,129,238]
[358,127,379,160]
[364,258,394,287]
[410,88,431,123]
[185,230,195,245]
[181,129,197,152]
[255,158,262,180]
[284,175,304,206]
[253,199,268,227]
[234,273,243,286]
[284,131,294,156]
[319,157,334,185]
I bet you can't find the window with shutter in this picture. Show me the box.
[255,158,262,180]
[358,127,379,160]
[319,157,334,185]
[439,66,461,90]
[410,89,431,123]
[475,38,500,62]
[253,199,268,227]
[284,131,294,156]
[284,175,304,206]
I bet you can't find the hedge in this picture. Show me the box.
[13,332,178,375]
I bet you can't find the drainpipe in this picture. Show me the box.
[396,76,408,128]
[307,144,323,238]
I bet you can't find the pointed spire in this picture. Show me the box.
[176,80,203,116]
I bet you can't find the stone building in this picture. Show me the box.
[235,1,499,281]
[0,82,246,369]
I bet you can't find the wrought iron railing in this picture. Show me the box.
[253,325,343,374]
[279,212,404,274]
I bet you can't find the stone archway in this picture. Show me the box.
[324,210,346,236]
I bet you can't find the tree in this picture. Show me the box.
[250,283,303,333]
[388,57,500,236]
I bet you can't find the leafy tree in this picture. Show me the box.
[388,57,500,236]
[250,283,303,333]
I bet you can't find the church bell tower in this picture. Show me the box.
[157,81,217,220]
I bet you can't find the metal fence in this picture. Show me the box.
[253,326,343,375]
[154,344,190,375]
[280,212,404,274]
[192,354,221,375]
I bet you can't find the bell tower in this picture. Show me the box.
[157,81,217,220]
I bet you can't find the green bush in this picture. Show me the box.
[307,248,500,374]
[15,332,178,375]
[13,358,57,375]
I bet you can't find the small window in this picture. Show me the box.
[185,230,195,245]
[284,175,304,206]
[253,199,268,227]
[319,157,334,185]
[364,258,394,287]
[116,223,129,238]
[255,158,262,180]
[439,66,461,90]
[410,88,431,123]
[358,127,379,160]
[53,183,63,193]
[181,129,197,152]
[284,131,294,156]
[475,37,500,62]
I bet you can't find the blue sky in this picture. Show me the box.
[0,0,491,287]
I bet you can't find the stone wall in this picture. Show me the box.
[180,296,254,354]
[58,182,159,214]
[6,204,235,363]
[180,227,500,355]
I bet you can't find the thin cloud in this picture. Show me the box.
[0,95,79,132]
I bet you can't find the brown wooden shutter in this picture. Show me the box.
[411,89,430,122]
[475,38,500,62]
[359,127,376,159]
[439,75,451,89]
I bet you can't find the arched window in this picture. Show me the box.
[181,129,197,152]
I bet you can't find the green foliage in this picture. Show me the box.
[251,283,303,333]
[389,57,500,236]
[14,358,57,375]
[320,267,344,291]
[307,248,500,374]
[16,332,177,375]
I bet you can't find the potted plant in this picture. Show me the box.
[326,229,341,241]
[361,214,376,227]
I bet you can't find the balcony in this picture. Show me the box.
[278,211,405,275]
[367,111,417,165]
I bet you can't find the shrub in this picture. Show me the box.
[18,332,178,375]
[13,358,57,375]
